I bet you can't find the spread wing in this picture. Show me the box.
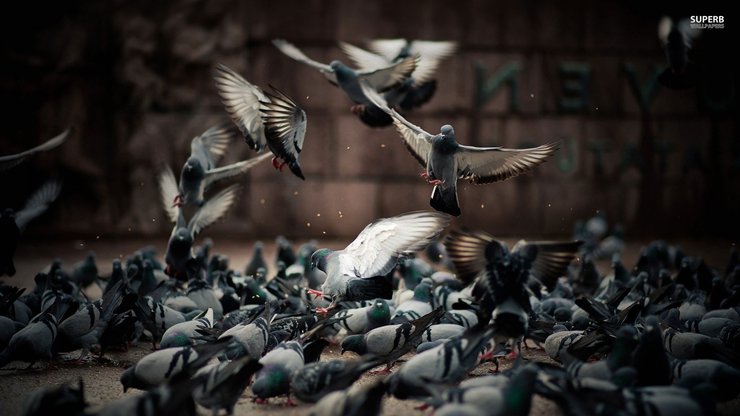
[15,180,63,231]
[337,211,451,278]
[367,38,409,61]
[272,39,338,84]
[203,152,272,187]
[188,185,239,238]
[191,125,231,165]
[357,55,418,92]
[456,142,558,184]
[511,239,583,290]
[360,81,433,167]
[259,85,307,177]
[0,129,70,171]
[158,165,180,223]
[214,64,268,151]
[444,229,501,285]
[407,40,458,83]
[338,42,391,71]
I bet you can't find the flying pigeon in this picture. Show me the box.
[272,39,417,117]
[361,82,558,216]
[214,64,308,179]
[0,129,69,171]
[159,125,271,208]
[309,211,452,308]
[339,39,457,126]
[162,185,239,278]
[0,180,62,277]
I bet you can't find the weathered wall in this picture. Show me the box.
[0,0,737,239]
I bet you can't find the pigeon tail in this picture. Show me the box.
[430,186,461,217]
[399,80,437,110]
[358,104,393,127]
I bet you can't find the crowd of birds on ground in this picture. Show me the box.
[0,19,737,416]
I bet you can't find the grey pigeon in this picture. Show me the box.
[160,308,214,349]
[252,340,305,404]
[244,241,268,278]
[310,211,451,307]
[329,298,391,335]
[391,279,434,323]
[119,339,230,391]
[214,64,308,179]
[0,315,22,349]
[0,129,69,171]
[22,380,87,416]
[159,126,270,207]
[132,296,187,348]
[193,356,262,415]
[565,326,638,381]
[309,378,387,416]
[100,372,199,416]
[387,327,493,399]
[290,357,383,403]
[362,82,557,216]
[1,180,62,276]
[187,280,223,319]
[218,315,270,360]
[162,185,238,278]
[272,39,417,115]
[0,313,58,368]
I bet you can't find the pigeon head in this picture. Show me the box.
[440,125,455,136]
[310,249,332,272]
[329,60,346,72]
[340,335,367,355]
[119,366,136,392]
[367,299,391,328]
[181,157,204,180]
[251,366,291,398]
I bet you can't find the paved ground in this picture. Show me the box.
[0,237,738,415]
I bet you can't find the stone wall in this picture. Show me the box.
[0,0,737,239]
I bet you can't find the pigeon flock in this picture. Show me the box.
[0,36,738,416]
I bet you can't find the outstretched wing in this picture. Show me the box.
[158,165,180,223]
[259,85,307,180]
[187,185,239,238]
[337,211,452,278]
[213,64,268,151]
[511,239,583,290]
[444,229,501,285]
[360,81,433,167]
[456,142,558,184]
[357,55,418,92]
[203,152,272,186]
[15,180,63,231]
[0,129,70,171]
[192,125,232,165]
[367,38,409,61]
[338,42,391,71]
[407,40,458,83]
[272,39,338,84]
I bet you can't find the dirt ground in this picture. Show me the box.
[1,237,738,415]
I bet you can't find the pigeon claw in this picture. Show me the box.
[271,156,282,170]
[253,398,269,405]
[315,306,333,316]
[414,403,430,411]
[428,179,444,186]
[419,171,429,179]
[306,289,324,298]
[284,397,297,407]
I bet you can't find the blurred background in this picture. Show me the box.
[0,0,736,241]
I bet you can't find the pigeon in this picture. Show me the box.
[670,358,740,401]
[338,39,457,126]
[275,235,298,266]
[214,64,308,179]
[244,242,268,279]
[0,313,58,368]
[387,327,493,399]
[658,16,700,89]
[70,252,99,288]
[361,82,558,216]
[193,356,263,415]
[163,185,239,278]
[132,296,187,348]
[159,126,270,207]
[272,39,417,116]
[564,325,639,381]
[160,308,214,348]
[218,315,270,360]
[309,211,451,307]
[391,279,434,323]
[340,307,445,371]
[309,378,387,416]
[251,340,305,404]
[100,372,200,416]
[421,323,466,342]
[22,380,87,416]
[329,298,391,335]
[290,357,384,403]
[0,180,62,277]
[0,129,69,171]
[186,279,223,319]
[119,338,231,391]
